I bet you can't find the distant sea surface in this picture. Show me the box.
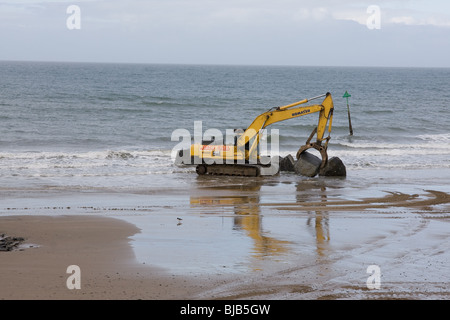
[1,61,450,190]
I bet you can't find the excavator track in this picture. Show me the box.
[196,164,263,177]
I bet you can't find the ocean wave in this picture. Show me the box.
[334,139,450,151]
[279,133,450,171]
[346,161,450,170]
[0,149,176,178]
[416,133,450,142]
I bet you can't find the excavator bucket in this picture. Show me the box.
[296,127,330,169]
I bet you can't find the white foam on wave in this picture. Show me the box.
[336,141,450,151]
[416,133,450,142]
[0,149,180,179]
[281,132,450,171]
[2,130,449,179]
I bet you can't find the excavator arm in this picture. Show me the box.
[237,92,334,165]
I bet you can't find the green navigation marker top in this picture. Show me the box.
[343,91,351,98]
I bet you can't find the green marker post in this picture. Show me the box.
[343,91,353,136]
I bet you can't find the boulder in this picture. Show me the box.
[319,156,346,177]
[280,154,296,172]
[294,151,321,177]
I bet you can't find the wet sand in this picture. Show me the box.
[1,180,450,300]
[0,215,218,299]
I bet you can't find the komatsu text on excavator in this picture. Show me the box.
[176,92,334,177]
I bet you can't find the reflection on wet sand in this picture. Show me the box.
[232,200,291,260]
[190,175,450,282]
[190,180,291,262]
[186,176,450,299]
[190,177,337,265]
[297,182,330,258]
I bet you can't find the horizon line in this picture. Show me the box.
[1,59,449,70]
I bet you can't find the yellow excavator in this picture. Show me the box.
[177,92,334,177]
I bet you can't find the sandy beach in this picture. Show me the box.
[0,215,220,300]
[1,174,450,300]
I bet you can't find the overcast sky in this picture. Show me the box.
[1,0,449,67]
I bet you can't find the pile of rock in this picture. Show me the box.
[280,151,346,177]
[0,234,25,252]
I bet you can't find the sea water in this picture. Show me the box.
[1,61,449,190]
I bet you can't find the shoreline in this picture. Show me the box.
[0,215,221,300]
